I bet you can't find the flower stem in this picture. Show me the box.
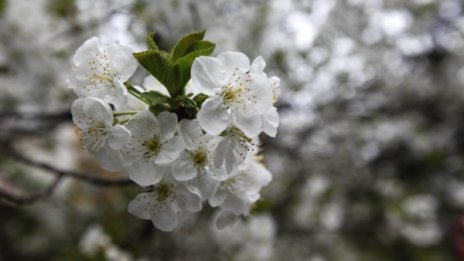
[124,82,150,104]
[113,111,138,117]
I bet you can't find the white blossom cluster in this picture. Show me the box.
[69,37,280,231]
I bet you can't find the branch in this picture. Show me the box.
[2,145,133,187]
[0,175,63,206]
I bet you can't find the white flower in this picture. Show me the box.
[69,37,137,104]
[261,76,280,137]
[123,111,184,186]
[213,127,259,173]
[171,120,223,182]
[71,97,131,171]
[128,173,202,232]
[209,156,272,216]
[191,52,273,137]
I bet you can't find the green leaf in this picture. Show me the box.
[193,93,209,107]
[171,30,206,61]
[140,91,170,105]
[0,0,7,15]
[146,32,159,51]
[133,50,176,96]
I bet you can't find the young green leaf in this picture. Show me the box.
[133,50,176,96]
[193,93,209,107]
[171,30,206,61]
[140,91,171,105]
[146,32,159,50]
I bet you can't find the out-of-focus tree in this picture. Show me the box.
[1,0,464,260]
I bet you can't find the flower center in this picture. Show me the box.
[155,183,175,202]
[222,86,243,104]
[143,136,162,158]
[189,147,208,168]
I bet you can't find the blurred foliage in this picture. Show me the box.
[2,0,464,260]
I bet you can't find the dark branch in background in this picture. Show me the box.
[0,144,134,206]
[0,175,63,206]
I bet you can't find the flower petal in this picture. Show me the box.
[250,56,266,74]
[179,120,203,149]
[262,106,279,137]
[231,111,262,137]
[155,135,183,165]
[127,160,165,186]
[172,153,198,181]
[128,192,154,220]
[107,43,138,81]
[150,204,179,232]
[72,97,113,129]
[176,186,202,212]
[213,137,231,169]
[217,51,250,77]
[158,112,178,140]
[127,111,159,140]
[209,186,227,207]
[73,37,101,66]
[108,125,131,149]
[191,56,226,94]
[197,96,229,135]
[95,146,125,172]
[215,210,238,229]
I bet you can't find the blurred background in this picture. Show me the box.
[1,0,464,260]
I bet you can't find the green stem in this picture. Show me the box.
[113,111,139,117]
[124,82,150,104]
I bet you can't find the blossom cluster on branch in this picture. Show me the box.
[68,31,280,231]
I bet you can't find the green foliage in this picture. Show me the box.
[133,30,215,99]
[0,0,6,15]
[146,32,159,51]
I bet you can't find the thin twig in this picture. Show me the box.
[3,146,133,187]
[0,175,63,206]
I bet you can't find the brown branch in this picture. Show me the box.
[6,149,134,187]
[0,175,63,206]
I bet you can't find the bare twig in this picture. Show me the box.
[6,148,133,187]
[0,175,63,206]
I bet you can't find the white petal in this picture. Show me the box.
[270,76,280,102]
[72,97,113,129]
[127,160,165,186]
[250,56,266,74]
[143,76,170,97]
[222,195,250,215]
[197,96,229,135]
[213,138,231,169]
[155,135,183,165]
[209,186,227,207]
[191,56,226,94]
[249,73,273,113]
[262,107,279,137]
[108,125,131,149]
[176,186,202,212]
[150,204,179,232]
[172,153,197,181]
[73,37,101,66]
[187,173,218,201]
[215,210,238,229]
[107,43,137,81]
[158,112,178,139]
[179,120,203,149]
[232,111,262,137]
[128,193,154,220]
[95,146,125,172]
[217,51,250,77]
[127,111,159,140]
